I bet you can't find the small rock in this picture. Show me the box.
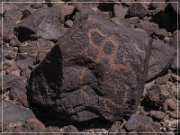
[4,8,22,23]
[135,21,169,39]
[7,75,28,107]
[155,74,170,85]
[164,98,177,110]
[164,37,170,43]
[21,10,32,20]
[149,111,165,121]
[127,17,139,25]
[60,125,79,133]
[9,36,20,47]
[125,3,149,18]
[64,20,74,28]
[31,3,44,9]
[110,121,122,132]
[171,50,180,72]
[146,39,176,81]
[3,60,20,76]
[170,30,179,49]
[5,118,45,132]
[136,122,162,133]
[114,4,128,19]
[168,111,180,119]
[144,85,166,108]
[4,46,18,60]
[124,114,152,131]
[0,100,36,130]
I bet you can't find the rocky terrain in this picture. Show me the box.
[0,0,179,134]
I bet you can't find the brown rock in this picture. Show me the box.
[60,125,79,133]
[144,85,165,108]
[149,111,165,121]
[5,118,45,132]
[136,122,162,134]
[168,110,180,119]
[110,121,122,132]
[164,98,177,111]
[125,3,149,19]
[27,13,152,122]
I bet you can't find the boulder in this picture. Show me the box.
[124,114,152,131]
[0,100,35,130]
[27,13,152,122]
[15,7,66,41]
[146,39,176,81]
[125,3,149,19]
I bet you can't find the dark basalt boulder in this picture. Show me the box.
[146,39,176,81]
[27,13,152,122]
[14,7,66,42]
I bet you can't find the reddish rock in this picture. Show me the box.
[149,111,166,121]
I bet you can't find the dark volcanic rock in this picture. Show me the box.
[15,7,66,41]
[146,39,176,81]
[124,114,152,131]
[125,3,149,19]
[170,0,180,15]
[27,13,152,122]
[3,75,28,106]
[0,100,35,130]
[144,85,168,108]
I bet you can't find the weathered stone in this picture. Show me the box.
[4,8,22,22]
[170,30,179,49]
[3,60,20,76]
[149,111,165,121]
[15,7,66,41]
[0,100,35,130]
[135,122,161,133]
[168,110,180,119]
[164,98,177,110]
[27,13,152,122]
[144,85,166,108]
[146,39,176,81]
[125,3,149,19]
[114,4,128,19]
[7,75,28,107]
[124,114,152,131]
[5,118,45,132]
[109,121,123,133]
[60,125,79,133]
[135,21,169,39]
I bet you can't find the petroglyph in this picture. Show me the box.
[88,28,131,71]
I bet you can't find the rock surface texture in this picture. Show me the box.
[27,13,152,122]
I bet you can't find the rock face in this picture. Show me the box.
[27,13,152,122]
